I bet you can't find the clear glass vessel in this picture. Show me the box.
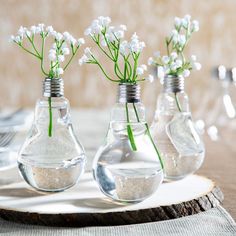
[151,76,205,181]
[18,78,86,192]
[93,84,164,203]
[205,66,236,148]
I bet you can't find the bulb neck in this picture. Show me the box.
[117,83,141,103]
[163,75,184,93]
[43,78,64,97]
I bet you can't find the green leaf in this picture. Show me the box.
[127,124,137,151]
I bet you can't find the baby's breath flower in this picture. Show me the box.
[149,15,201,80]
[162,56,170,64]
[84,47,92,55]
[174,17,181,28]
[119,24,127,31]
[178,34,186,46]
[81,16,148,84]
[175,59,182,68]
[140,64,147,71]
[56,67,64,75]
[148,57,154,66]
[46,26,54,34]
[62,47,70,55]
[30,26,37,34]
[146,74,154,83]
[171,29,178,37]
[55,32,63,41]
[48,52,56,61]
[157,66,165,79]
[120,40,129,56]
[136,67,144,75]
[84,28,91,36]
[58,55,65,62]
[183,69,190,77]
[191,55,197,61]
[11,24,84,79]
[79,55,89,65]
[38,23,44,32]
[14,36,22,44]
[170,52,178,59]
[193,62,201,70]
[77,38,85,45]
[98,16,111,27]
[191,20,199,32]
[129,33,145,53]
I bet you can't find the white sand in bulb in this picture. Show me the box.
[114,173,163,201]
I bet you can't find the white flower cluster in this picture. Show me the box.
[148,15,201,80]
[78,47,93,65]
[11,24,85,47]
[80,16,152,83]
[11,24,85,78]
[118,32,146,56]
[80,16,146,65]
[174,15,199,32]
[84,16,127,43]
[83,16,145,54]
[169,15,199,51]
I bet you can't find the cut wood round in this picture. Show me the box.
[0,171,223,227]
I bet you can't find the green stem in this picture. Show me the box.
[40,36,48,76]
[114,63,123,80]
[19,44,41,59]
[27,35,40,57]
[92,35,114,60]
[132,103,140,122]
[48,97,52,137]
[94,59,120,82]
[174,92,182,112]
[63,46,79,71]
[145,123,164,169]
[131,53,139,81]
[166,38,170,56]
[103,32,115,59]
[133,103,164,169]
[124,56,132,80]
[125,103,137,151]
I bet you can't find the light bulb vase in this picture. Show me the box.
[151,75,205,181]
[18,78,86,192]
[93,83,164,203]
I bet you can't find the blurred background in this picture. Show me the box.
[1,0,236,114]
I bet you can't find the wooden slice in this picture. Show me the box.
[0,171,223,227]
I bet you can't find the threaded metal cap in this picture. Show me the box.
[163,76,184,93]
[118,83,141,103]
[43,78,64,97]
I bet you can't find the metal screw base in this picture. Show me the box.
[118,83,141,103]
[163,76,184,93]
[43,78,64,97]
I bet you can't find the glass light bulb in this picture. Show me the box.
[93,84,164,203]
[18,79,86,192]
[151,76,205,181]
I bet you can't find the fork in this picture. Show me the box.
[0,132,16,147]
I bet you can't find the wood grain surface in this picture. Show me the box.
[0,174,223,227]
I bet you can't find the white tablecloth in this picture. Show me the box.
[0,206,235,236]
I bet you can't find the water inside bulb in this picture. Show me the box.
[18,97,86,192]
[93,116,163,203]
[151,86,205,181]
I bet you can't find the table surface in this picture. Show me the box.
[73,109,236,220]
[198,135,236,219]
[1,109,235,220]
